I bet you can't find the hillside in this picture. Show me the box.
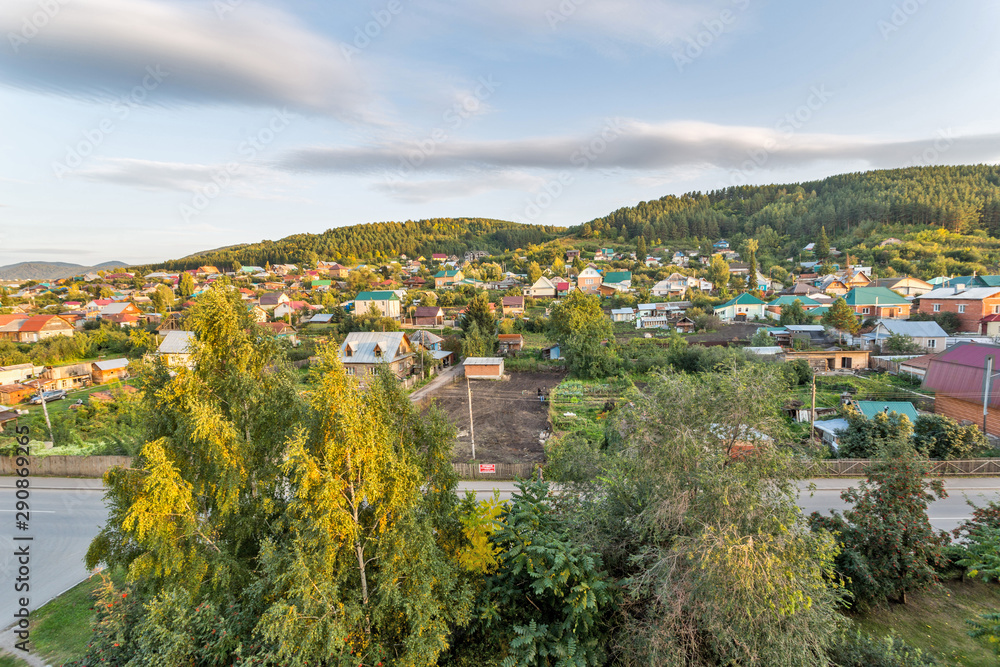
[141,218,564,272]
[0,260,128,281]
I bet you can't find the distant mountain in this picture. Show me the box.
[0,261,129,281]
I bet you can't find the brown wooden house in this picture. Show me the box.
[413,306,444,326]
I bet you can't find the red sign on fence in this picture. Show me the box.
[478,463,496,474]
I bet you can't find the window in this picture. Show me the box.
[345,367,355,376]
[862,308,870,314]
[958,304,966,314]
[933,304,940,312]
[994,305,1000,314]
[928,339,936,349]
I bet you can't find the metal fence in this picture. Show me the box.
[804,458,1000,477]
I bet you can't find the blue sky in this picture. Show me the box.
[2,0,1000,266]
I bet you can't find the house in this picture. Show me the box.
[353,291,402,320]
[0,384,32,405]
[842,286,911,319]
[764,295,820,320]
[403,276,427,288]
[713,293,768,321]
[260,321,299,344]
[576,267,602,294]
[99,301,142,326]
[713,240,730,250]
[158,330,196,369]
[410,329,443,351]
[813,418,850,450]
[92,358,129,384]
[526,276,557,298]
[782,349,870,372]
[898,353,937,379]
[594,248,617,261]
[611,308,636,322]
[463,357,505,379]
[317,262,351,278]
[860,319,947,352]
[14,315,75,342]
[816,275,850,295]
[413,306,445,326]
[602,271,632,290]
[339,331,415,385]
[874,276,933,297]
[247,304,268,323]
[195,265,221,275]
[565,249,581,262]
[0,363,36,386]
[917,285,1000,333]
[843,268,872,289]
[671,316,696,333]
[922,342,1000,435]
[42,363,92,390]
[465,250,489,263]
[273,301,310,320]
[431,253,448,262]
[555,281,572,297]
[259,292,291,311]
[0,314,29,341]
[501,296,525,317]
[497,334,524,355]
[434,270,463,288]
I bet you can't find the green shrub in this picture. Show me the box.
[827,629,936,666]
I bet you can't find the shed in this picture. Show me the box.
[463,357,505,379]
[855,400,919,423]
[92,358,129,384]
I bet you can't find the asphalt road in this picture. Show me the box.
[0,476,997,637]
[0,478,107,632]
[457,478,1000,534]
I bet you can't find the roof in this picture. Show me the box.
[813,418,850,441]
[308,314,335,323]
[355,291,400,301]
[611,308,635,315]
[463,357,504,365]
[602,271,632,284]
[18,315,72,332]
[899,353,938,370]
[715,293,767,309]
[856,401,919,422]
[501,296,524,306]
[873,319,947,338]
[410,330,443,346]
[158,330,195,355]
[431,350,453,360]
[340,331,412,364]
[100,302,136,315]
[920,286,1000,301]
[842,286,909,306]
[922,342,1000,407]
[745,346,784,355]
[784,325,826,332]
[498,334,523,341]
[434,270,460,278]
[769,295,820,307]
[414,306,443,317]
[261,322,296,334]
[259,292,287,306]
[93,358,129,371]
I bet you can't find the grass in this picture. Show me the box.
[852,577,1000,666]
[29,571,118,665]
[0,654,31,666]
[520,332,551,350]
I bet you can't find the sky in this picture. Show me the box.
[2,0,1000,266]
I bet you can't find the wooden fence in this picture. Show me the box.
[804,458,1000,477]
[451,462,539,480]
[0,455,131,477]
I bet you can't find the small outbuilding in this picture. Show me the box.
[463,357,505,379]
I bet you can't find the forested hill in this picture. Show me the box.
[149,218,563,272]
[578,165,1000,246]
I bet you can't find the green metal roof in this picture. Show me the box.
[602,271,632,284]
[842,286,909,306]
[434,270,460,278]
[355,291,399,301]
[769,295,820,307]
[856,401,919,423]
[715,292,768,309]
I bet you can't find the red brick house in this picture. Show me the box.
[413,306,444,326]
[917,286,1000,333]
[923,342,1000,435]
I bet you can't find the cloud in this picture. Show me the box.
[0,0,369,118]
[278,120,1000,176]
[375,170,546,203]
[415,0,725,51]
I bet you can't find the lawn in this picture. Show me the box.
[852,577,1000,666]
[29,571,119,665]
[19,382,128,418]
[520,332,551,350]
[0,654,30,666]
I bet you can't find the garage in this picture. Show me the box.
[463,357,505,379]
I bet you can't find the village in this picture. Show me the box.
[4,238,1000,467]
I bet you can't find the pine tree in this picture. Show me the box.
[822,297,860,340]
[815,226,830,260]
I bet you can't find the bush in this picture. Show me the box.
[826,629,937,666]
[912,414,988,460]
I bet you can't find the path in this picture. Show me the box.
[409,364,462,404]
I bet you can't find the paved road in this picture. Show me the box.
[457,478,1000,534]
[0,478,107,639]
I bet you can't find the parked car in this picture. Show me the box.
[28,390,68,405]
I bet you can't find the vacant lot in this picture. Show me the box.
[424,371,565,463]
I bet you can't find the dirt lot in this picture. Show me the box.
[420,371,566,463]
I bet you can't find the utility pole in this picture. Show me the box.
[810,374,817,445]
[466,374,475,460]
[983,355,995,435]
